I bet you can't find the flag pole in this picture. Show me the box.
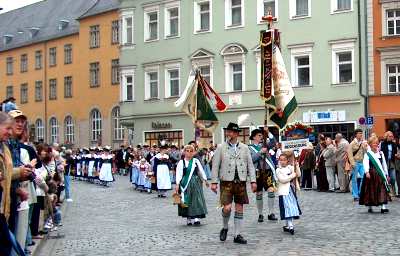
[261,9,277,144]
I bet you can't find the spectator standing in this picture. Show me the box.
[335,133,350,193]
[348,129,368,201]
[380,131,397,196]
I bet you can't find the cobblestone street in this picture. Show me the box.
[36,176,400,256]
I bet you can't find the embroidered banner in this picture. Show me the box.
[260,30,273,101]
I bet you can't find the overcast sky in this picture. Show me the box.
[0,0,43,14]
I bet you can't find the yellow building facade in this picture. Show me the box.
[0,0,123,148]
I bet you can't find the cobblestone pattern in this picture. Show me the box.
[36,177,400,256]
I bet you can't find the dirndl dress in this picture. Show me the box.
[131,163,139,185]
[359,163,391,206]
[178,172,208,219]
[279,184,302,220]
[99,157,114,182]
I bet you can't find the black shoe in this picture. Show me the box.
[220,228,228,241]
[157,194,161,198]
[233,234,247,244]
[257,214,264,223]
[381,208,389,214]
[289,228,295,235]
[187,222,193,226]
[283,226,290,232]
[368,208,373,213]
[194,221,201,226]
[268,214,278,221]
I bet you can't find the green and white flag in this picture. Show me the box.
[175,72,223,132]
[266,45,298,129]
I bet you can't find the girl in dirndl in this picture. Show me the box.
[153,145,172,198]
[135,158,152,193]
[99,146,115,187]
[175,145,208,226]
[276,152,302,235]
[359,136,391,213]
[131,158,140,189]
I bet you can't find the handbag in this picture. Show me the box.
[344,153,352,175]
[172,192,188,208]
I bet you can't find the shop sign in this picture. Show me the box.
[303,111,346,123]
[151,122,172,129]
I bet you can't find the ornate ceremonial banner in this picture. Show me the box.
[260,30,273,101]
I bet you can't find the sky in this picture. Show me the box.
[0,0,43,14]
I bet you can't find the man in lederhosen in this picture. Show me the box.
[211,123,257,244]
[249,128,278,223]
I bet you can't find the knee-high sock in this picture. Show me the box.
[256,193,263,215]
[234,211,243,237]
[287,218,294,228]
[267,192,275,215]
[221,209,231,229]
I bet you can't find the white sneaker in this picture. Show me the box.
[66,198,73,202]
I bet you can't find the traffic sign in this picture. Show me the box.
[366,116,374,125]
[358,117,366,125]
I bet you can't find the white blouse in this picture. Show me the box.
[363,150,388,175]
[176,158,207,185]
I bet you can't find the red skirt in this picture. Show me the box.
[359,168,390,206]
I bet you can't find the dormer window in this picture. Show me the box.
[3,35,14,44]
[29,27,40,38]
[58,20,70,30]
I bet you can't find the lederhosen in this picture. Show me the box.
[220,143,249,205]
[249,144,275,192]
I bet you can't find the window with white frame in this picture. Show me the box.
[49,117,59,144]
[199,65,211,84]
[331,0,352,13]
[387,9,400,36]
[331,41,355,84]
[145,69,159,99]
[290,45,313,87]
[231,63,243,91]
[121,68,135,102]
[191,49,214,85]
[90,109,102,142]
[165,66,180,97]
[194,1,211,33]
[64,116,74,144]
[387,64,400,93]
[290,0,311,18]
[121,9,134,45]
[35,119,44,142]
[165,3,180,38]
[111,20,120,44]
[225,0,244,28]
[294,56,310,86]
[144,7,159,41]
[257,0,276,22]
[221,44,246,92]
[112,107,124,141]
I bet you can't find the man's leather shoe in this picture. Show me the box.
[219,228,228,241]
[233,234,247,244]
[381,208,389,214]
[268,214,278,221]
[283,226,290,232]
[257,214,264,223]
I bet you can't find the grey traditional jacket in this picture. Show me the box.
[211,142,256,183]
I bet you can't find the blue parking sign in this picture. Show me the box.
[366,116,374,125]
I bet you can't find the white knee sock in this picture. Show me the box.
[381,204,387,210]
[256,194,263,215]
[234,211,243,237]
[287,218,294,228]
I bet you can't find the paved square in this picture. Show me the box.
[37,177,400,256]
